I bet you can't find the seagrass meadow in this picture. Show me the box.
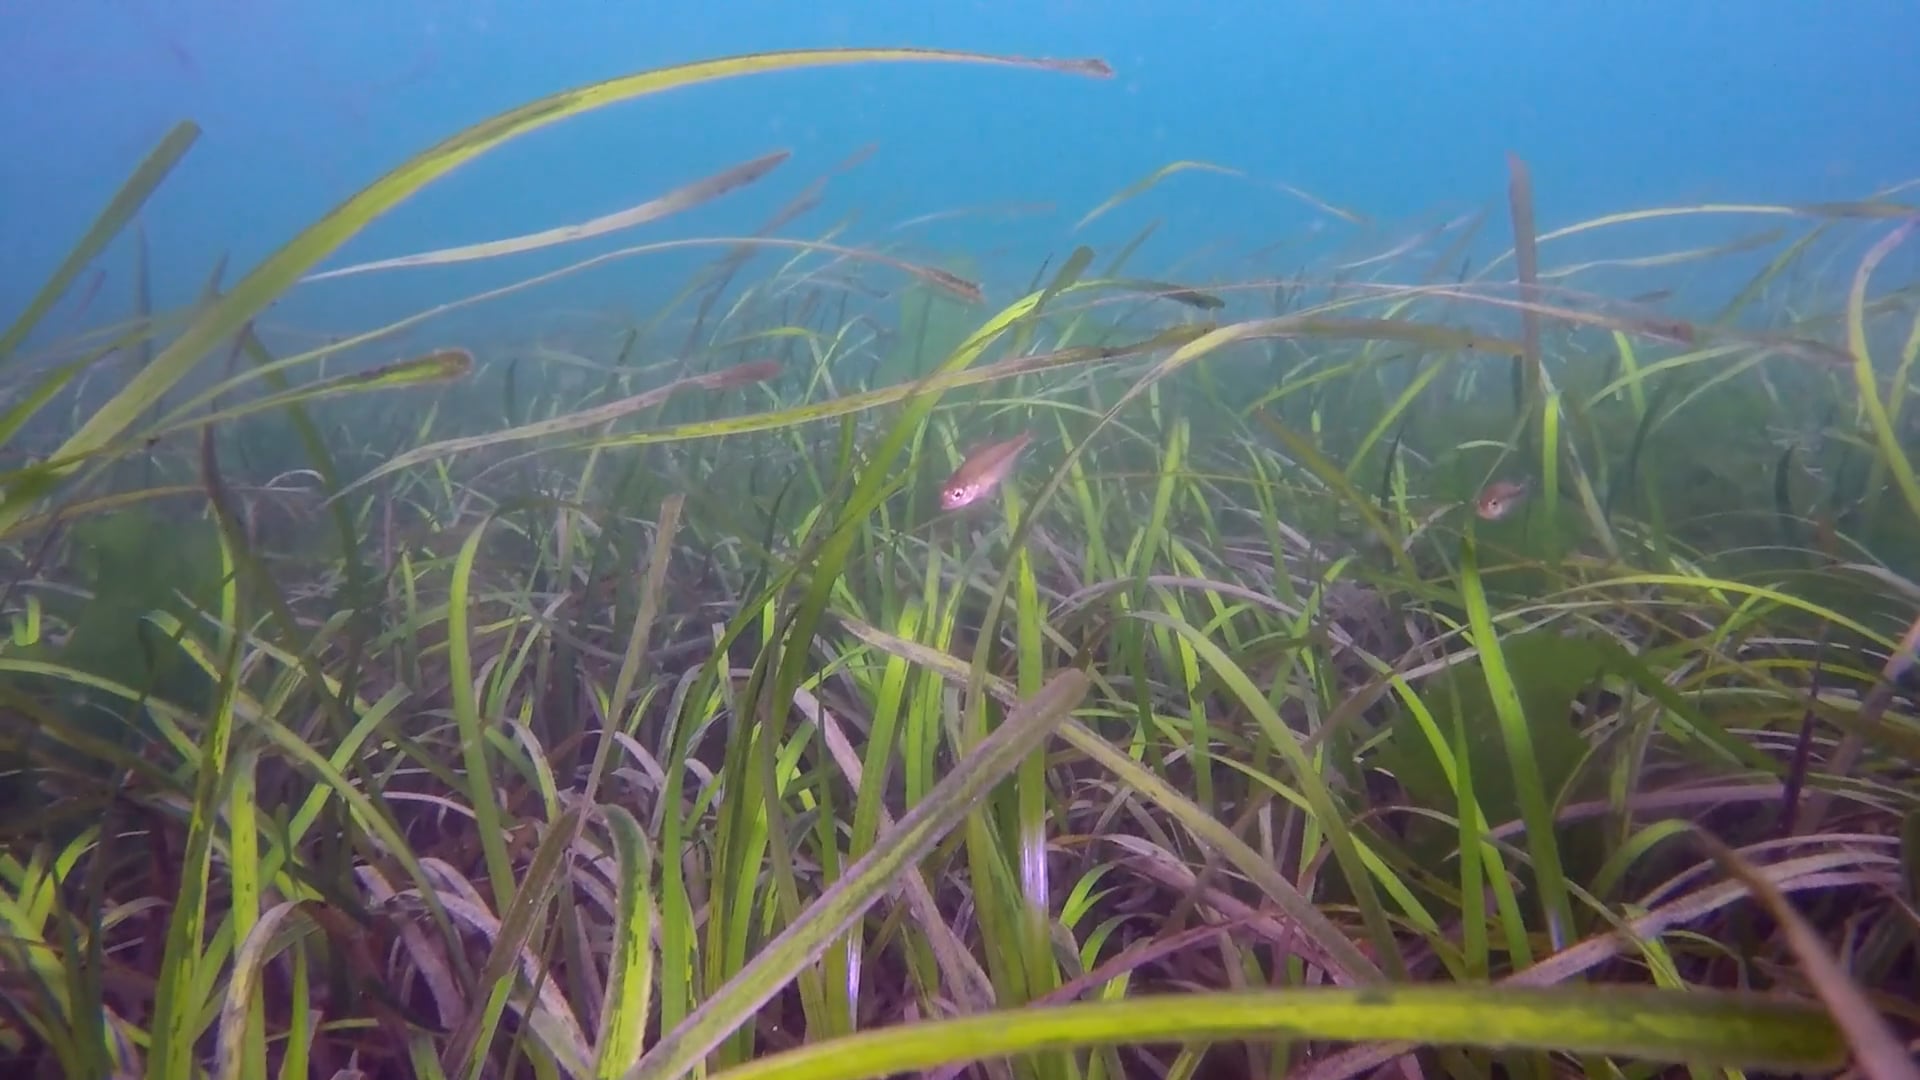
[3,45,1920,1080]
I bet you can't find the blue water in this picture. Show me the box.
[4,1,1915,344]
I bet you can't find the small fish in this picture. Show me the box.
[697,360,783,389]
[940,433,1033,510]
[1475,480,1529,521]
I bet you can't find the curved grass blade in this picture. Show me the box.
[562,324,1208,461]
[301,150,790,282]
[674,145,875,347]
[0,344,121,450]
[252,233,985,385]
[1271,178,1368,225]
[1075,160,1242,230]
[1536,226,1786,280]
[332,358,780,498]
[0,47,1111,534]
[701,986,1841,1080]
[440,806,593,1079]
[1713,223,1831,326]
[215,901,321,1080]
[0,121,199,362]
[628,670,1091,1080]
[1691,830,1917,1080]
[1476,200,1915,278]
[1844,218,1920,528]
[33,348,476,475]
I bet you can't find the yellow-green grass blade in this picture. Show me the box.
[214,900,322,1080]
[1345,355,1451,480]
[1008,244,1092,356]
[1845,219,1920,529]
[446,518,517,910]
[223,741,266,1080]
[966,315,1505,720]
[1714,222,1832,326]
[592,492,683,801]
[1475,199,1913,279]
[1274,178,1370,224]
[20,347,475,480]
[999,482,1064,1048]
[1255,410,1417,578]
[1562,573,1894,651]
[0,832,97,1075]
[629,669,1091,1080]
[1132,609,1405,977]
[570,324,1207,452]
[0,120,199,362]
[301,148,790,282]
[592,805,657,1079]
[1535,226,1787,280]
[161,343,472,430]
[1075,159,1243,230]
[146,435,247,1080]
[830,610,1381,983]
[1540,385,1563,558]
[0,325,155,451]
[653,599,812,1040]
[447,319,1198,488]
[1059,719,1383,982]
[275,937,314,1080]
[1547,385,1618,559]
[0,47,1111,534]
[1869,305,1920,524]
[332,359,780,499]
[161,232,975,413]
[702,986,1841,1080]
[1458,534,1576,954]
[228,325,376,623]
[757,285,1070,875]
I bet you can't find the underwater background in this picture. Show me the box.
[6,3,1919,325]
[2,3,1919,1079]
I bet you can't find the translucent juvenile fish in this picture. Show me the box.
[1475,479,1529,521]
[939,432,1033,510]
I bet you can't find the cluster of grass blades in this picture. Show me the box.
[4,43,1920,1080]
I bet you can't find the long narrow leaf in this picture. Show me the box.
[629,670,1091,1080]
